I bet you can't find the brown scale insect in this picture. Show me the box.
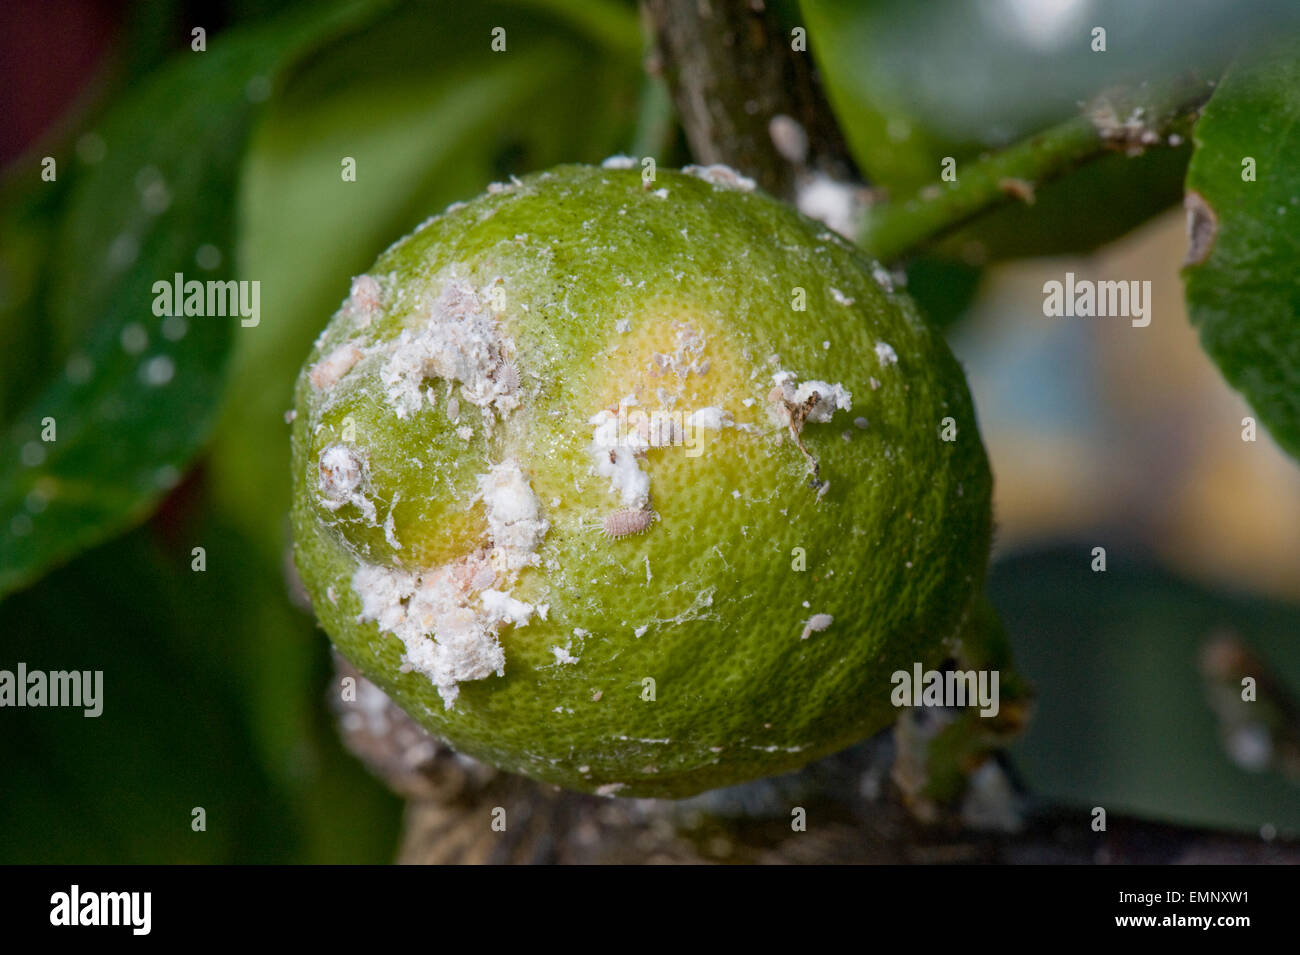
[602,507,656,539]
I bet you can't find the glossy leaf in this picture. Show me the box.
[1182,40,1300,461]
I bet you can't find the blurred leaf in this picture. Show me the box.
[511,0,642,58]
[153,497,404,863]
[0,525,299,863]
[1182,40,1300,462]
[992,545,1300,834]
[0,171,68,423]
[629,70,680,162]
[0,0,386,602]
[902,256,982,330]
[0,491,402,862]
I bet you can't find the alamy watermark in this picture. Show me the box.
[595,403,733,459]
[1043,271,1151,328]
[152,272,260,327]
[0,663,102,717]
[891,662,999,717]
[50,886,150,935]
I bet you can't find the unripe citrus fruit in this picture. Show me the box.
[290,162,992,798]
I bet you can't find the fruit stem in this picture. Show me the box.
[856,73,1216,263]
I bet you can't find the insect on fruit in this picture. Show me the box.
[602,507,657,539]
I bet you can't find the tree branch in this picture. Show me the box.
[333,660,1298,864]
[640,0,856,200]
[858,75,1213,262]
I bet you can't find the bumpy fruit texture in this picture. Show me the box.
[291,163,992,798]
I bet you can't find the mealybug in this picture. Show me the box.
[602,507,656,539]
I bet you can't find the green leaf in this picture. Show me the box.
[992,546,1300,834]
[0,1,386,601]
[0,526,299,863]
[0,170,68,424]
[902,256,982,330]
[1183,40,1300,462]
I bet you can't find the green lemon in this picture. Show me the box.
[290,162,992,798]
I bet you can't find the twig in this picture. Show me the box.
[858,75,1213,262]
[333,660,1298,864]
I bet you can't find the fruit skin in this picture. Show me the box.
[290,163,992,798]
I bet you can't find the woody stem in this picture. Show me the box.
[857,74,1214,263]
